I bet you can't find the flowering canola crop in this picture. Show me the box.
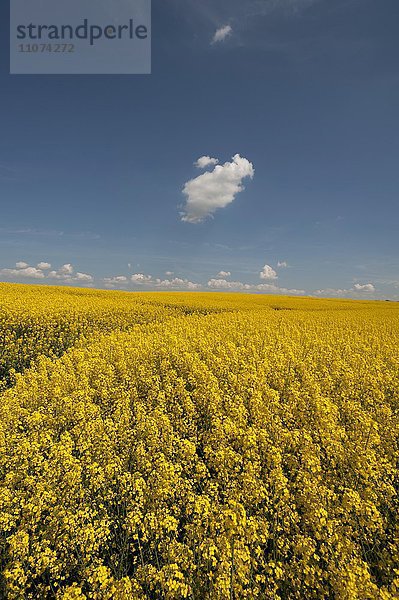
[0,283,398,599]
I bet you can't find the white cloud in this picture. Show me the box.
[260,264,278,280]
[106,272,200,290]
[104,275,128,285]
[0,266,45,279]
[315,283,376,297]
[59,263,74,275]
[257,283,305,295]
[48,265,94,284]
[19,267,46,279]
[75,272,94,282]
[217,270,231,278]
[181,154,254,224]
[49,269,69,279]
[208,278,242,290]
[277,261,288,268]
[165,271,174,276]
[315,288,348,297]
[207,278,304,295]
[131,273,153,283]
[48,263,75,279]
[353,283,375,293]
[211,25,232,44]
[0,260,93,286]
[195,156,219,169]
[156,277,201,290]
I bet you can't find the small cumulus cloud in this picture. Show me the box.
[19,267,45,279]
[75,272,94,282]
[315,283,376,297]
[353,283,375,292]
[208,278,304,295]
[257,283,305,295]
[195,156,219,169]
[277,261,288,268]
[211,25,232,44]
[0,261,93,284]
[131,273,153,283]
[48,264,93,283]
[103,275,128,287]
[315,288,348,297]
[156,277,201,290]
[181,154,254,224]
[58,263,74,275]
[217,270,231,278]
[1,264,45,279]
[260,264,278,280]
[208,278,241,290]
[105,272,200,290]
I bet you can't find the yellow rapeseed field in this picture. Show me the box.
[0,283,398,599]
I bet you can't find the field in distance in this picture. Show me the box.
[0,283,398,599]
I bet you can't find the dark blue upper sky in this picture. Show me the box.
[1,0,398,297]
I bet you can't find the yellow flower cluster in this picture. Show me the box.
[0,283,398,598]
[0,283,207,392]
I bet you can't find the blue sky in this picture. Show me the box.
[1,0,398,298]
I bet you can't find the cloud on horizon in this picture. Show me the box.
[0,261,93,284]
[0,261,382,300]
[104,275,128,286]
[260,264,278,280]
[217,270,231,278]
[353,283,375,292]
[103,272,201,290]
[207,277,305,295]
[315,283,376,296]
